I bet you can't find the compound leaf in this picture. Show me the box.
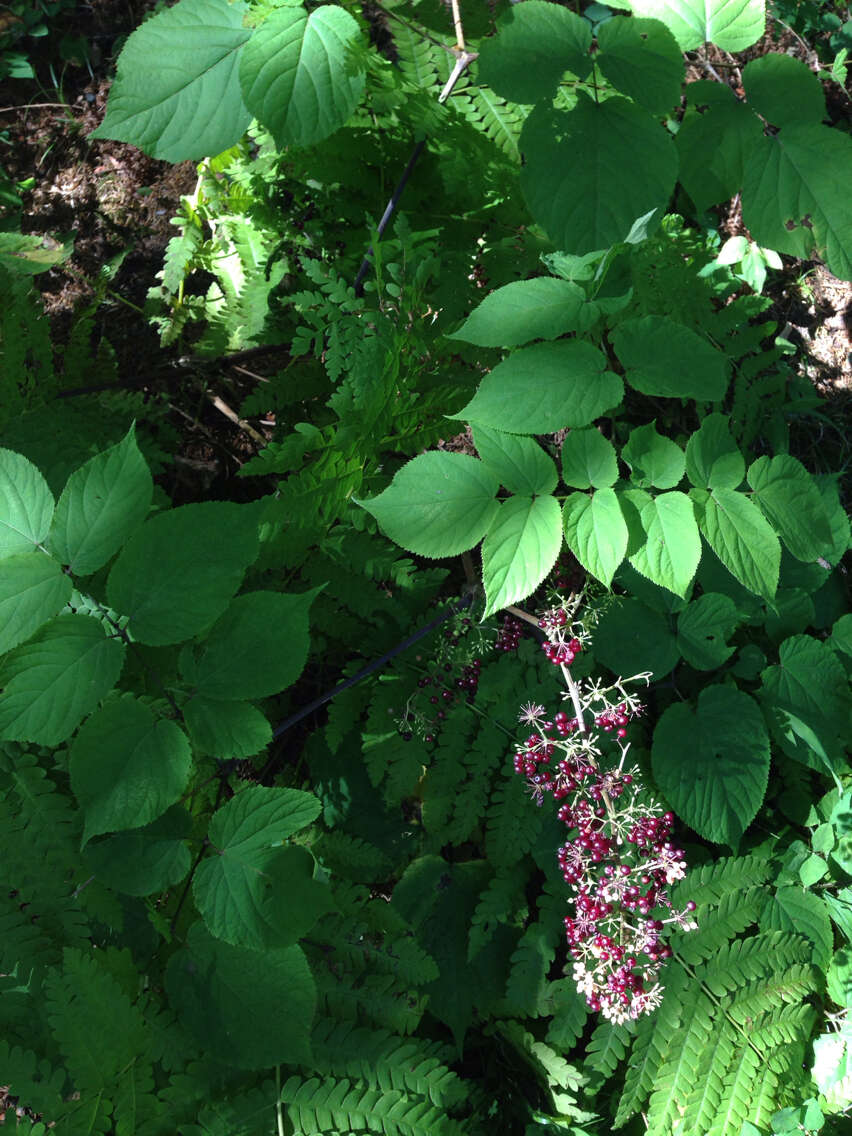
[481,494,562,618]
[562,489,627,588]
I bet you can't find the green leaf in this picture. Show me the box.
[473,426,558,495]
[166,921,315,1068]
[89,0,252,162]
[742,53,825,128]
[452,341,623,433]
[691,487,780,600]
[595,16,684,114]
[239,4,365,149]
[0,614,124,745]
[593,596,679,679]
[0,448,54,559]
[70,695,192,845]
[622,422,685,490]
[561,429,619,490]
[0,552,72,655]
[742,125,852,281]
[622,0,765,51]
[760,634,851,756]
[194,785,327,949]
[612,315,729,401]
[180,589,317,700]
[748,454,833,562]
[481,495,562,619]
[684,413,745,489]
[48,425,153,576]
[355,453,499,558]
[519,96,677,254]
[677,82,763,213]
[627,491,701,599]
[477,0,592,102]
[84,806,191,896]
[183,696,272,758]
[652,685,770,844]
[450,277,595,347]
[107,501,260,646]
[761,887,832,970]
[676,593,740,669]
[562,489,628,588]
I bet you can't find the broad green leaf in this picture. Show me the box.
[830,613,852,658]
[742,125,852,281]
[812,1018,852,1108]
[183,695,272,758]
[71,695,192,845]
[595,17,683,114]
[676,593,739,669]
[748,454,833,562]
[166,921,315,1068]
[612,315,729,400]
[89,0,252,162]
[627,491,700,599]
[355,453,499,558]
[452,341,623,433]
[622,0,764,50]
[0,552,72,655]
[450,277,595,347]
[742,53,825,129]
[562,489,627,588]
[815,474,851,568]
[684,413,744,489]
[194,785,327,948]
[239,4,365,149]
[473,426,558,495]
[760,635,851,754]
[593,596,678,678]
[0,448,54,559]
[0,615,124,746]
[181,589,317,700]
[519,96,677,254]
[691,487,780,600]
[561,429,619,490]
[107,501,260,645]
[677,82,763,212]
[481,495,562,619]
[761,887,832,970]
[652,685,769,844]
[477,0,592,102]
[84,806,191,896]
[49,426,153,576]
[621,422,685,489]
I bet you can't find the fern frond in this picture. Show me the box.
[696,930,811,994]
[644,992,715,1135]
[543,979,589,1051]
[722,961,820,1023]
[310,1019,464,1107]
[614,968,689,1127]
[280,1074,470,1136]
[584,1019,635,1079]
[706,1042,761,1136]
[313,829,394,881]
[485,775,544,868]
[505,922,558,1018]
[680,1020,738,1134]
[393,24,442,91]
[455,87,523,159]
[468,863,529,960]
[670,854,770,907]
[671,886,764,965]
[0,1041,65,1124]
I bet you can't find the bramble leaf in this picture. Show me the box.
[49,426,152,576]
[166,921,316,1067]
[481,495,562,618]
[652,685,770,844]
[89,0,252,161]
[453,341,623,433]
[355,453,499,558]
[0,615,124,745]
[239,4,365,149]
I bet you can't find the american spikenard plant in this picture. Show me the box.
[510,597,697,1025]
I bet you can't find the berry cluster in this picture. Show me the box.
[513,603,696,1024]
[494,615,524,653]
